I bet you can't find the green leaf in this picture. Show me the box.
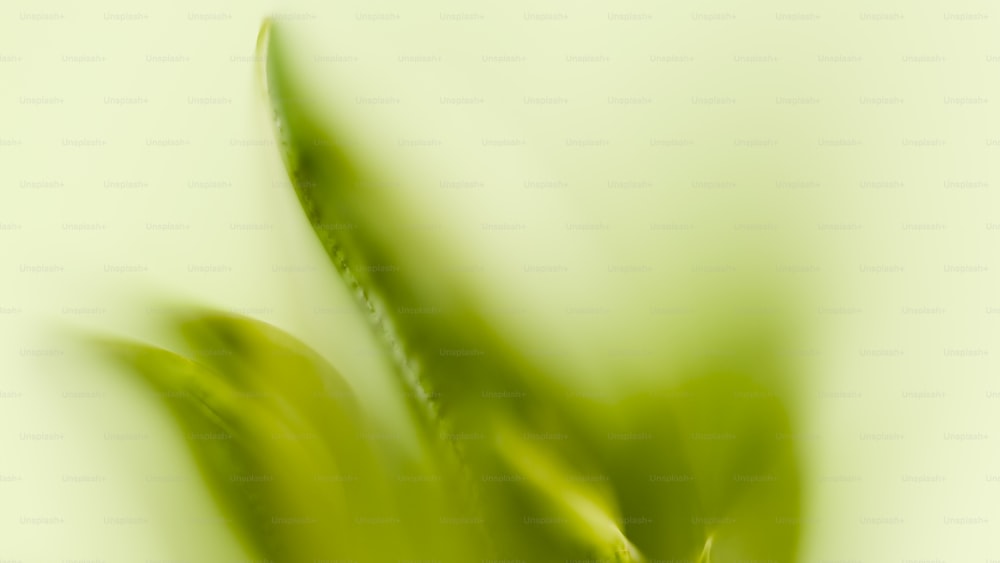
[492,414,645,563]
[99,345,354,560]
[98,310,488,562]
[94,312,403,562]
[566,321,803,562]
[259,19,650,561]
[258,18,801,562]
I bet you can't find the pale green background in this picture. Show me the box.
[2,0,999,560]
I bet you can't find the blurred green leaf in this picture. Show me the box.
[98,336,367,561]
[97,312,489,562]
[556,311,804,561]
[260,18,801,563]
[260,19,654,562]
[89,18,804,563]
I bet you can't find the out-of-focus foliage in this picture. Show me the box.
[96,312,480,562]
[92,18,802,563]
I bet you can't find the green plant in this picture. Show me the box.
[93,19,802,563]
